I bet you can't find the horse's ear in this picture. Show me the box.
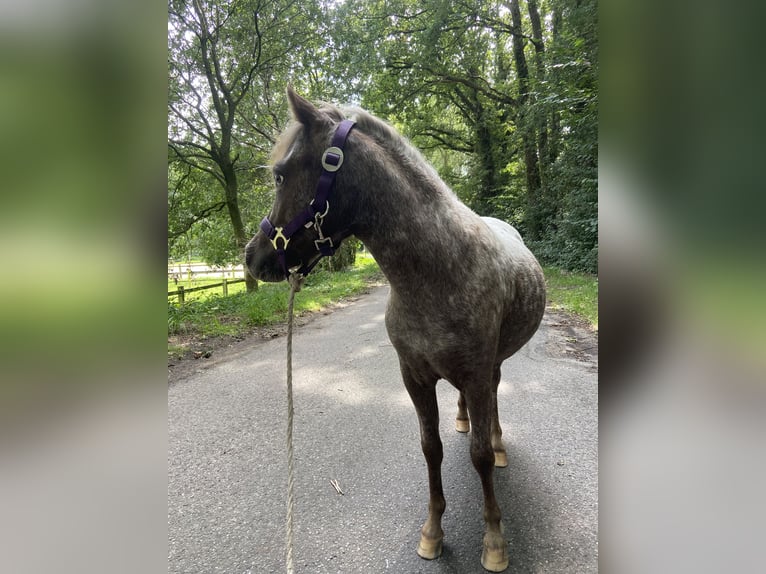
[286,85,322,128]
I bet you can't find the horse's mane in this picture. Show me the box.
[272,101,449,195]
[339,105,445,188]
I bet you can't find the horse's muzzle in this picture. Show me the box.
[245,233,286,282]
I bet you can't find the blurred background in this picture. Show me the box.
[0,1,167,572]
[0,0,764,572]
[601,0,766,572]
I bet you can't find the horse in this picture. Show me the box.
[245,87,546,572]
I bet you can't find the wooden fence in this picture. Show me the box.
[168,278,246,303]
[168,264,244,280]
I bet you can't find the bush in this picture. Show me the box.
[315,237,358,272]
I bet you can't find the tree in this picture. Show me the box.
[168,0,321,290]
[535,0,598,271]
[168,159,226,248]
[507,0,544,240]
[324,0,519,213]
[168,0,598,275]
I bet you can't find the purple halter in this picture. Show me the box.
[259,119,356,279]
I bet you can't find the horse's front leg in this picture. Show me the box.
[400,363,445,560]
[465,379,509,572]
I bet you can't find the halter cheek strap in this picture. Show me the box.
[260,119,356,279]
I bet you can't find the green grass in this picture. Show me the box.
[168,253,383,341]
[543,266,598,330]
[168,344,187,360]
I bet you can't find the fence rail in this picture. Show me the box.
[168,265,245,280]
[168,278,246,303]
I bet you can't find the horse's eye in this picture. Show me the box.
[274,173,285,186]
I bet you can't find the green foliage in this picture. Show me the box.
[315,238,358,273]
[321,0,597,271]
[526,0,598,272]
[168,0,598,274]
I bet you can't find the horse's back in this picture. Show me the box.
[481,216,523,246]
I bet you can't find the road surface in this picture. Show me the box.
[168,285,597,573]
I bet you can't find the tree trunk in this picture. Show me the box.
[527,0,556,227]
[221,160,258,291]
[474,110,499,215]
[527,0,549,175]
[510,0,543,240]
[548,1,563,163]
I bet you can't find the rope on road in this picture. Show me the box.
[285,272,305,574]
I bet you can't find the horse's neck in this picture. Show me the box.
[352,168,477,296]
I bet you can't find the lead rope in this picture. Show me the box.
[285,272,305,574]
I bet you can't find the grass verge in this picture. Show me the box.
[168,253,383,343]
[543,266,598,330]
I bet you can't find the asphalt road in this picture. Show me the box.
[168,285,598,573]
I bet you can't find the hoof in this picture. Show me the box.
[456,418,470,433]
[417,534,443,560]
[481,544,509,572]
[494,450,508,468]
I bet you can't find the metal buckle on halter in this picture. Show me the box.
[321,147,344,172]
[270,227,290,250]
[312,208,333,252]
[314,236,334,252]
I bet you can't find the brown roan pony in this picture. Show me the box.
[245,87,546,572]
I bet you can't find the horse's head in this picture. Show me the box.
[245,87,358,282]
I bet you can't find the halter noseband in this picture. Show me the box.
[259,119,356,279]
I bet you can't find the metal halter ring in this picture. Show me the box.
[321,147,344,172]
[311,199,330,220]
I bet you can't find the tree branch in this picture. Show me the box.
[386,59,517,107]
[169,137,216,160]
[168,201,228,240]
[416,127,474,153]
[168,142,226,186]
[192,0,230,136]
[169,73,220,153]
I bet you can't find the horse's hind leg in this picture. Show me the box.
[490,365,508,468]
[457,371,506,468]
[400,364,445,560]
[465,377,509,572]
[456,391,470,433]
